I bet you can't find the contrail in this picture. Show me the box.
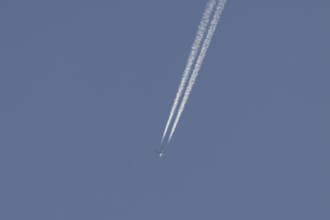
[168,0,227,141]
[161,0,217,143]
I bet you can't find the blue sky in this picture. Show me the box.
[1,0,329,219]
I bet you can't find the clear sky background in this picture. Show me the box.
[1,0,329,219]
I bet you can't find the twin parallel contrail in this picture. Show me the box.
[168,0,227,141]
[161,0,217,143]
[161,0,227,144]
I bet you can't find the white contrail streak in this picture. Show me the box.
[161,0,217,143]
[168,0,227,141]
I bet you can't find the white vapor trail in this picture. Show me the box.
[168,0,227,141]
[161,0,217,143]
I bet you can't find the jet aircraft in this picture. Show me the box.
[155,147,165,157]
